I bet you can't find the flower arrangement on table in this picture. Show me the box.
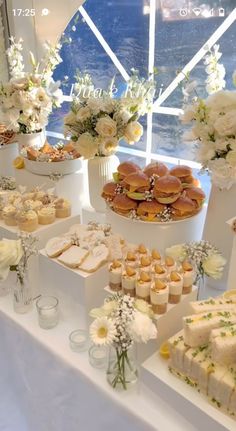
[0,233,38,312]
[0,175,16,190]
[90,293,157,389]
[0,38,63,135]
[64,70,155,159]
[166,240,226,296]
[181,45,236,190]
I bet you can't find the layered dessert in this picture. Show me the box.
[122,266,136,297]
[38,206,56,225]
[109,260,122,291]
[182,260,195,294]
[17,209,38,232]
[168,271,183,304]
[135,271,151,302]
[150,279,169,314]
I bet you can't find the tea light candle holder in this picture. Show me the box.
[89,345,108,369]
[36,296,59,329]
[69,329,89,352]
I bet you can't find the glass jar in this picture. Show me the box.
[36,296,59,329]
[106,344,138,390]
[13,274,33,314]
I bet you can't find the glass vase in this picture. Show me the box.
[196,273,206,300]
[106,344,138,390]
[13,275,33,314]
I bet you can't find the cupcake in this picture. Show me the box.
[17,210,38,232]
[150,279,169,314]
[54,198,71,218]
[139,256,152,273]
[2,205,17,226]
[164,256,176,273]
[0,194,8,219]
[182,260,195,294]
[22,191,37,202]
[168,271,183,304]
[153,264,168,281]
[38,206,56,225]
[34,190,46,201]
[122,266,137,296]
[125,251,138,268]
[151,249,162,265]
[13,197,23,209]
[136,271,151,302]
[8,191,21,204]
[109,260,122,291]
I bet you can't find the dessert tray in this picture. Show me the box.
[21,142,82,175]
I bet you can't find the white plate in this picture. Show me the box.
[142,354,236,431]
[24,157,82,176]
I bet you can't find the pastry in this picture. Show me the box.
[139,256,152,273]
[150,279,169,314]
[168,271,183,304]
[45,237,72,258]
[17,210,38,232]
[2,205,17,226]
[79,244,109,272]
[122,266,136,297]
[57,246,89,269]
[38,206,56,225]
[135,271,151,302]
[54,198,71,218]
[109,260,122,291]
[153,264,168,281]
[164,256,176,273]
[125,251,138,268]
[182,260,195,294]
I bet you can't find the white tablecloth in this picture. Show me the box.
[0,295,199,431]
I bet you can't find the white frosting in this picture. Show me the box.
[135,280,151,297]
[139,265,152,273]
[169,279,183,295]
[183,270,194,287]
[165,263,176,273]
[154,270,167,281]
[122,274,136,290]
[150,285,169,304]
[109,266,122,284]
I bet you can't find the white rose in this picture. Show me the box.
[128,311,157,343]
[124,121,143,144]
[226,150,236,167]
[202,253,226,279]
[206,90,236,111]
[214,110,236,136]
[208,158,236,189]
[76,106,91,122]
[0,239,23,281]
[87,98,103,115]
[95,116,117,137]
[180,105,196,124]
[165,244,187,262]
[99,137,118,156]
[10,77,28,90]
[73,133,98,160]
[196,144,215,165]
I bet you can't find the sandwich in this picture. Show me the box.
[143,162,168,178]
[184,187,206,210]
[123,171,150,200]
[113,161,140,182]
[136,200,166,221]
[101,182,117,202]
[171,196,196,219]
[112,194,138,216]
[153,175,182,204]
[169,165,195,188]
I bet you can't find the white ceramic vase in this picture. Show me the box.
[88,155,119,212]
[17,129,46,152]
[203,183,236,290]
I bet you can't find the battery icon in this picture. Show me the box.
[219,7,225,16]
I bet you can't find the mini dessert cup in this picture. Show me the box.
[135,271,151,302]
[124,251,139,268]
[139,256,152,274]
[17,210,38,232]
[164,256,176,274]
[109,260,122,291]
[153,264,168,282]
[150,279,169,314]
[122,266,136,297]
[168,271,183,304]
[151,249,162,265]
[136,243,149,258]
[182,261,194,294]
[38,207,56,225]
[2,205,17,226]
[55,198,71,218]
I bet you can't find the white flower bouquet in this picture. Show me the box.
[181,46,236,190]
[90,294,157,389]
[166,240,226,281]
[0,38,63,134]
[64,71,155,159]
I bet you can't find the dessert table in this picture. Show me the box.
[0,294,199,431]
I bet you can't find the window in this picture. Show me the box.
[47,0,236,194]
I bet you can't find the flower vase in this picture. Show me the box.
[203,184,236,291]
[88,155,119,212]
[17,129,46,152]
[106,344,138,390]
[196,274,206,301]
[13,275,33,314]
[0,282,10,297]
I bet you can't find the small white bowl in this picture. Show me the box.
[24,158,82,176]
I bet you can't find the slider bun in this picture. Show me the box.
[124,172,149,188]
[143,162,168,178]
[171,196,196,219]
[101,182,117,198]
[117,162,140,177]
[169,165,192,178]
[154,175,182,194]
[137,200,165,215]
[185,187,206,201]
[112,194,138,213]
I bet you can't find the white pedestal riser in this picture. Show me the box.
[0,143,19,177]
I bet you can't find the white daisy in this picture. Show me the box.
[89,317,116,346]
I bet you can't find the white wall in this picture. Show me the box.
[7,0,85,68]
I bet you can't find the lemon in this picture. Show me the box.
[13,156,24,169]
[159,342,170,359]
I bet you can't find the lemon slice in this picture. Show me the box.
[159,342,170,359]
[13,156,24,169]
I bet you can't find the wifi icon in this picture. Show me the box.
[193,7,201,16]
